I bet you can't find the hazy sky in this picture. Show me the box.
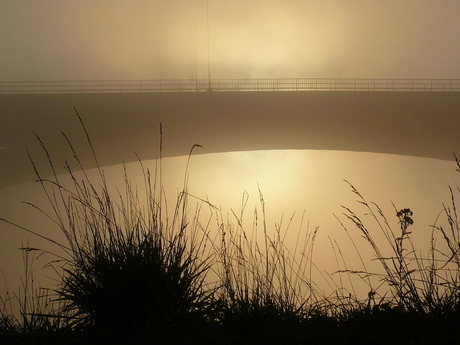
[1,0,460,80]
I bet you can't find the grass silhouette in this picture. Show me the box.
[1,111,460,344]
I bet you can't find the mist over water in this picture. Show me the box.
[1,149,458,301]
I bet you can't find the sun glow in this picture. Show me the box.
[1,149,459,308]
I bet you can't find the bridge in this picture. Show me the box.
[2,78,460,94]
[1,78,460,188]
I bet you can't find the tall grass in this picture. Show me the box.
[2,109,460,343]
[337,179,460,316]
[213,188,321,343]
[2,111,218,343]
[0,245,75,344]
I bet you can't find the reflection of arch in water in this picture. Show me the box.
[1,90,460,187]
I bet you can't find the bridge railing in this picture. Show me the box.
[1,78,460,94]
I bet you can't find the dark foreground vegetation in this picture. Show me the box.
[1,113,460,344]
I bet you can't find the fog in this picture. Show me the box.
[1,1,460,80]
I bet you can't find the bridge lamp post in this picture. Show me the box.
[206,0,212,92]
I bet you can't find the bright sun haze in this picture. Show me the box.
[1,1,460,80]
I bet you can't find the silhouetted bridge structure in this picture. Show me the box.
[1,78,460,187]
[2,78,460,94]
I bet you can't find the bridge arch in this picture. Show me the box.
[1,84,459,187]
